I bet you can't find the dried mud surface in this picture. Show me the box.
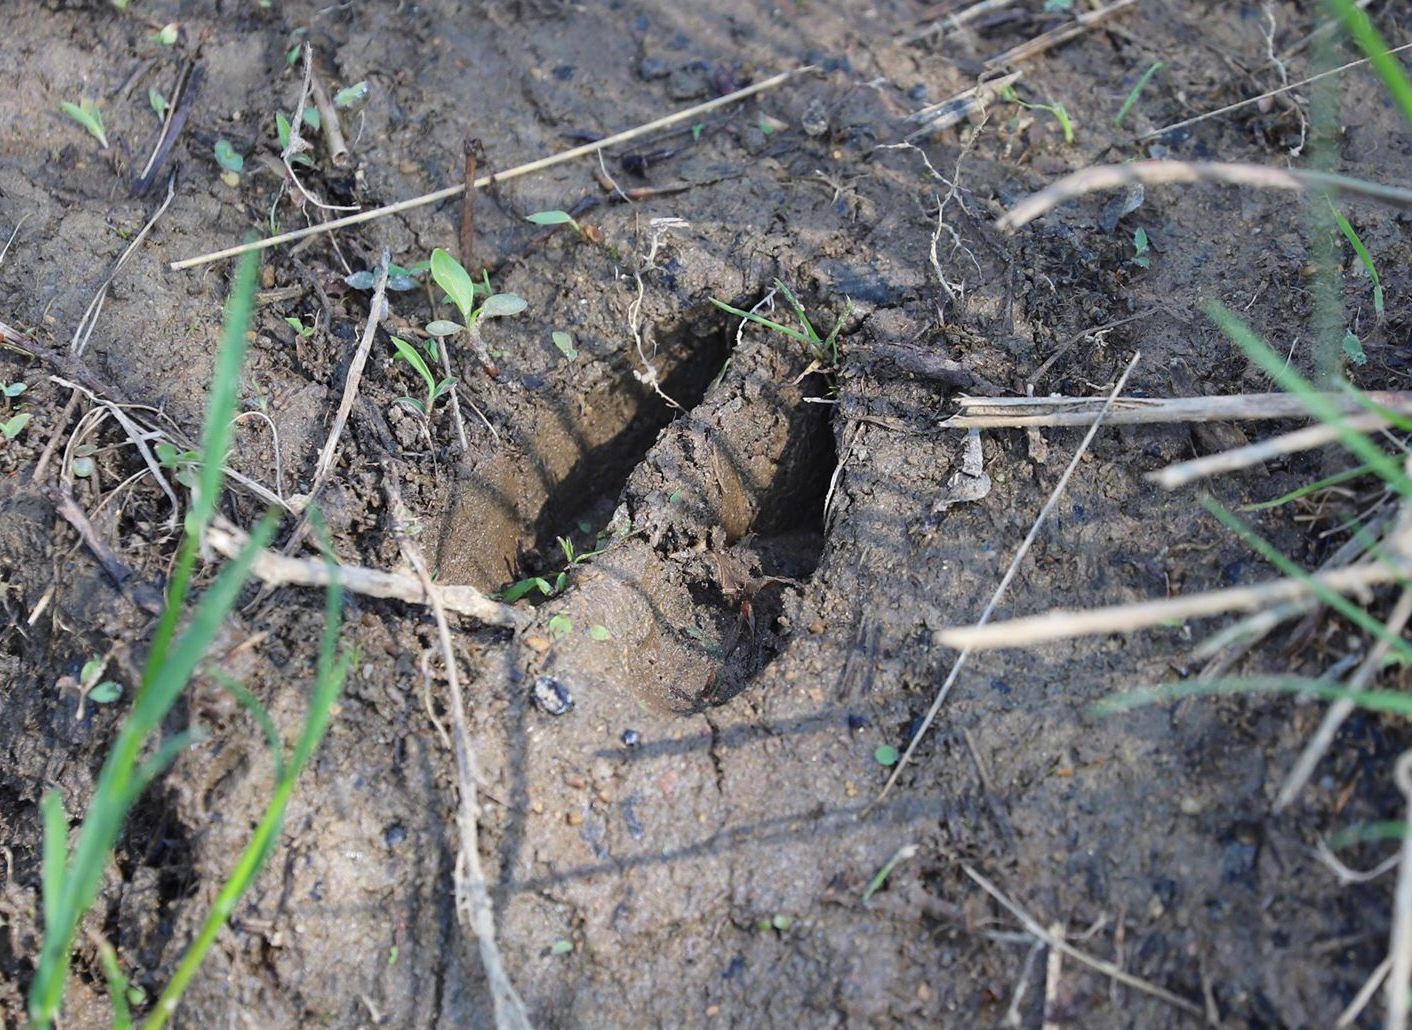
[3,1,1412,1027]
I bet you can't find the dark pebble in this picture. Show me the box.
[384,823,407,847]
[621,728,640,747]
[552,65,574,81]
[533,675,574,716]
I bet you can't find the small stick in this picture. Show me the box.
[1137,41,1412,142]
[936,560,1410,650]
[460,138,479,270]
[1275,586,1412,811]
[1341,956,1392,1028]
[281,253,390,557]
[170,65,814,270]
[985,0,1136,69]
[1153,414,1396,490]
[49,487,164,615]
[947,391,1412,429]
[205,518,528,629]
[383,466,534,1030]
[133,63,201,197]
[308,69,350,168]
[873,352,1140,805]
[1041,920,1065,1030]
[281,44,357,213]
[964,864,1205,1019]
[996,161,1412,232]
[898,0,1021,47]
[1387,751,1412,1030]
[1026,308,1156,390]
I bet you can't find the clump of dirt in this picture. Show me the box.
[3,0,1411,1027]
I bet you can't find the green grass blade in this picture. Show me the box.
[40,791,67,942]
[1238,462,1375,511]
[1093,673,1412,717]
[94,938,133,1030]
[1330,820,1407,850]
[1328,199,1384,316]
[772,279,821,343]
[127,730,205,805]
[708,298,816,346]
[213,673,286,780]
[1205,301,1412,495]
[142,521,349,1030]
[1203,496,1412,663]
[1325,0,1412,128]
[1114,62,1163,128]
[1337,380,1412,432]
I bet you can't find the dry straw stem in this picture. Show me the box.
[996,161,1412,232]
[936,559,1410,650]
[205,518,529,629]
[1137,40,1412,142]
[873,352,1140,805]
[385,470,533,1030]
[946,391,1412,429]
[984,0,1136,69]
[1151,412,1394,490]
[171,66,813,270]
[898,0,1021,47]
[1275,584,1412,810]
[963,864,1206,1019]
[1389,752,1412,1030]
[308,68,350,168]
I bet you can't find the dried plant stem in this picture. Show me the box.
[873,352,1139,805]
[937,560,1409,650]
[1275,586,1412,811]
[984,0,1136,69]
[384,468,533,1030]
[996,161,1412,232]
[947,391,1412,429]
[899,0,1020,46]
[1388,752,1412,1030]
[171,65,813,270]
[308,69,349,167]
[963,864,1205,1018]
[205,518,528,629]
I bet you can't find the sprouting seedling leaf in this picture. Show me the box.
[154,22,178,45]
[1001,85,1075,143]
[548,614,573,638]
[60,99,109,149]
[1342,329,1368,366]
[149,87,169,120]
[480,294,527,319]
[1113,62,1163,129]
[3,382,26,398]
[426,320,465,336]
[527,209,580,231]
[589,625,611,641]
[550,939,573,955]
[275,113,314,166]
[214,139,244,173]
[88,681,123,704]
[1328,199,1384,317]
[873,744,900,766]
[302,105,320,130]
[334,81,368,107]
[286,43,302,66]
[1131,227,1150,268]
[552,331,578,359]
[2,413,31,439]
[431,247,477,320]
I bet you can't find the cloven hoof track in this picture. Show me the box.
[441,302,835,714]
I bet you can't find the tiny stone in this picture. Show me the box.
[383,824,407,847]
[917,983,930,1001]
[566,811,584,826]
[1179,796,1203,815]
[532,675,573,716]
[220,170,240,188]
[563,773,586,789]
[531,800,544,814]
[808,619,825,634]
[705,1005,720,1017]
[399,160,418,174]
[621,729,640,748]
[524,635,551,653]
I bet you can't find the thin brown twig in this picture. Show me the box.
[984,0,1136,68]
[963,864,1206,1019]
[1388,752,1412,1030]
[461,138,479,270]
[873,352,1140,805]
[205,517,528,629]
[383,466,533,1030]
[170,65,814,270]
[947,391,1412,429]
[308,69,350,168]
[996,161,1412,232]
[48,486,164,614]
[936,559,1410,650]
[898,0,1020,46]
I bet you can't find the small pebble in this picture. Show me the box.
[383,824,407,847]
[1179,796,1204,816]
[808,619,825,634]
[621,728,640,748]
[566,811,584,826]
[705,1005,720,1017]
[532,675,573,716]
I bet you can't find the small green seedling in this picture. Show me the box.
[60,99,109,149]
[3,413,31,440]
[1328,199,1384,317]
[1113,62,1163,128]
[427,248,526,376]
[80,659,122,705]
[1001,84,1075,143]
[549,939,573,956]
[390,336,455,419]
[149,88,169,120]
[527,209,579,231]
[710,279,850,366]
[1131,227,1151,268]
[155,441,201,489]
[548,614,573,638]
[874,744,900,766]
[2,381,25,400]
[334,81,368,108]
[1342,329,1368,366]
[501,535,606,604]
[552,330,578,359]
[275,113,315,166]
[284,315,315,339]
[214,139,244,174]
[153,23,178,45]
[345,260,429,293]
